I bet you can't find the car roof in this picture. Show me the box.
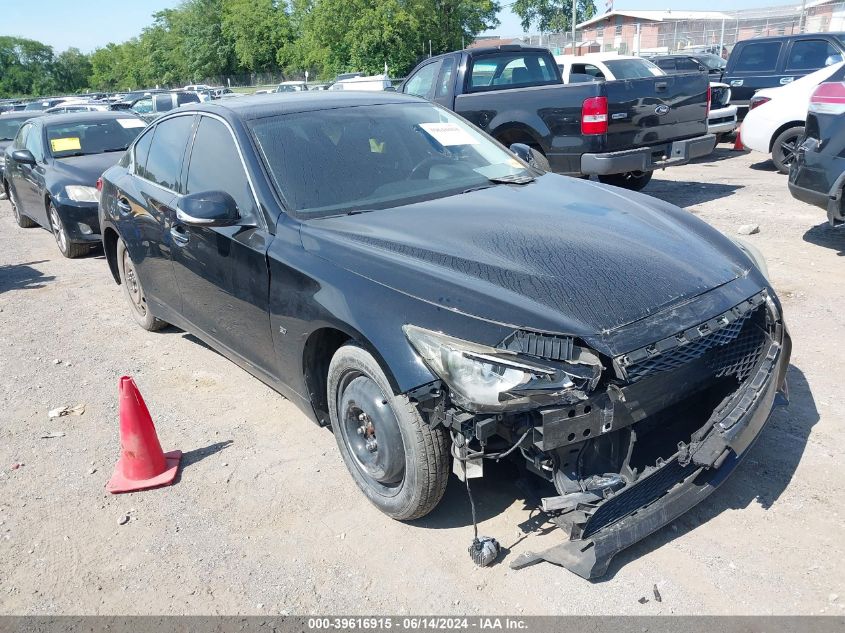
[0,111,45,121]
[37,111,143,125]
[734,32,845,44]
[178,91,426,120]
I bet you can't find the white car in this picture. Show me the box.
[276,81,308,93]
[557,53,737,138]
[44,103,111,114]
[740,61,845,173]
[183,84,213,92]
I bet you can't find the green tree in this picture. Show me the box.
[222,0,291,72]
[53,48,92,93]
[511,0,596,34]
[0,36,57,96]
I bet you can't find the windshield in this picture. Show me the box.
[250,102,533,218]
[697,54,726,70]
[604,59,664,79]
[45,117,147,158]
[0,118,26,141]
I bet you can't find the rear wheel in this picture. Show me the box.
[49,204,87,258]
[116,237,168,331]
[598,170,654,191]
[8,185,36,228]
[771,126,804,174]
[327,343,449,520]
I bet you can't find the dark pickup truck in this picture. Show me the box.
[400,45,715,190]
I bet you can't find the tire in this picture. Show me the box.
[771,126,804,175]
[598,170,654,191]
[327,343,449,520]
[49,204,88,258]
[8,184,37,228]
[116,237,168,331]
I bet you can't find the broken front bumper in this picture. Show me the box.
[511,324,791,580]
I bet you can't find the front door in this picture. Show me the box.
[169,115,277,378]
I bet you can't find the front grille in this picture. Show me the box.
[624,313,751,381]
[617,292,768,383]
[582,459,697,538]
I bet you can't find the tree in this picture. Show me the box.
[222,0,291,72]
[0,36,57,96]
[53,48,92,93]
[511,0,596,34]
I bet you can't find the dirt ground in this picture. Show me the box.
[1,146,844,616]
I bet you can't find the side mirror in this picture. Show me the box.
[176,191,240,227]
[11,149,36,165]
[384,86,396,92]
[509,143,551,173]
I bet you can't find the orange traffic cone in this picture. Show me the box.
[732,129,745,151]
[106,376,181,494]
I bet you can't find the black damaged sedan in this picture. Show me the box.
[4,111,147,257]
[99,93,790,579]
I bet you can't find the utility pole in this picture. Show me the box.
[719,18,725,57]
[798,0,807,33]
[572,0,577,56]
[635,22,641,56]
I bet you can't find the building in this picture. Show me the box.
[576,2,845,56]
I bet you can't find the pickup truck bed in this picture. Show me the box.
[401,45,715,190]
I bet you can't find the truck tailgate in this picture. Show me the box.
[603,73,709,152]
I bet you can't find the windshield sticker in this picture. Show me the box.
[419,123,479,146]
[50,137,82,152]
[117,118,147,129]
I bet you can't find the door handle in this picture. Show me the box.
[116,198,131,215]
[655,82,668,91]
[170,224,189,245]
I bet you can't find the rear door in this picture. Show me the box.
[602,60,709,151]
[114,114,195,316]
[781,37,844,85]
[727,39,786,106]
[170,114,277,377]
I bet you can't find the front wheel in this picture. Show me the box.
[49,204,88,258]
[327,343,450,520]
[116,237,168,331]
[598,170,654,191]
[772,126,804,174]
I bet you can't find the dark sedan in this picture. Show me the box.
[0,112,44,198]
[4,111,147,257]
[789,64,845,226]
[99,92,790,579]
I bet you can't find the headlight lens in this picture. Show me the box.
[64,185,99,203]
[404,325,600,413]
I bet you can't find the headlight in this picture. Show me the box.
[404,325,601,413]
[732,238,769,280]
[64,185,99,203]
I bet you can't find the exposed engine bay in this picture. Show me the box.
[406,289,790,578]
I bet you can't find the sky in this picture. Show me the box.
[1,0,797,52]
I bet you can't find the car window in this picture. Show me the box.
[404,61,441,98]
[177,92,200,106]
[25,124,43,161]
[250,102,533,218]
[0,118,25,142]
[133,127,155,176]
[13,122,31,149]
[572,63,606,79]
[435,57,456,98]
[469,53,556,90]
[734,42,782,72]
[142,115,195,191]
[153,94,174,112]
[654,59,675,71]
[133,98,153,114]
[603,59,664,79]
[45,118,145,158]
[786,39,841,70]
[676,57,703,71]
[185,116,256,223]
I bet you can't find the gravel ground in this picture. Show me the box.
[0,146,843,615]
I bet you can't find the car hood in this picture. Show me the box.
[299,174,752,340]
[51,152,125,187]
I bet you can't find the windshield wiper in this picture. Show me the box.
[102,147,128,153]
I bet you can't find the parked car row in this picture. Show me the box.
[3,53,792,580]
